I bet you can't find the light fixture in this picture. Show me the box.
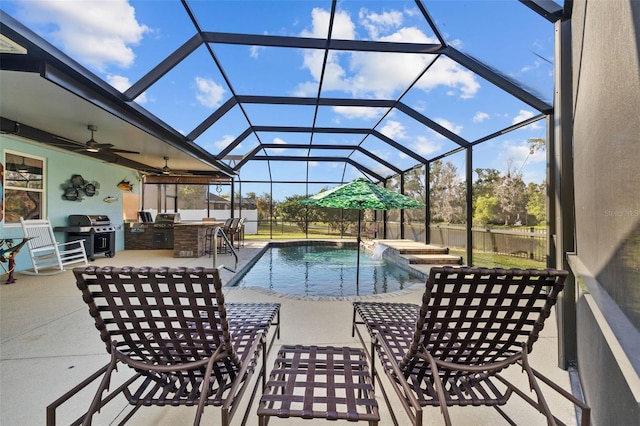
[85,125,100,152]
[16,157,29,173]
[162,156,171,174]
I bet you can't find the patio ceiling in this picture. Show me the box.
[0,0,561,184]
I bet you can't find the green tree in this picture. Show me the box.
[254,192,273,221]
[495,161,527,225]
[526,181,546,225]
[473,168,501,200]
[404,167,427,222]
[474,195,501,226]
[319,208,359,234]
[429,160,466,224]
[177,185,207,209]
[279,195,321,232]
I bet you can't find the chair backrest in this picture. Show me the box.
[234,217,244,231]
[222,218,234,232]
[73,266,240,370]
[401,266,567,376]
[20,217,57,251]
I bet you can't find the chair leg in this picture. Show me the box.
[82,352,119,426]
[194,355,218,426]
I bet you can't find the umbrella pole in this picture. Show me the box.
[356,209,361,292]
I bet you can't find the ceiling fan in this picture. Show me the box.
[54,125,140,154]
[161,156,172,174]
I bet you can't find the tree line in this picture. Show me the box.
[219,139,547,230]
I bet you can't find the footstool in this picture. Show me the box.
[257,345,379,425]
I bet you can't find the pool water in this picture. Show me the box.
[232,243,423,297]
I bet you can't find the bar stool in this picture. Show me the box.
[204,227,217,257]
[218,218,233,253]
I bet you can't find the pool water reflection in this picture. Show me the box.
[232,243,423,297]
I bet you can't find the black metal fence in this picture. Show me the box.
[252,220,546,262]
[428,225,547,262]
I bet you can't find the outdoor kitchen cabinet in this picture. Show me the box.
[152,229,173,249]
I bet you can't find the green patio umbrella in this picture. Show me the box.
[299,177,424,287]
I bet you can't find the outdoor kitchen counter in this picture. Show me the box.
[123,222,223,257]
[173,222,224,258]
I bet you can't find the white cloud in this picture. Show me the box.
[359,8,403,39]
[380,120,407,140]
[297,7,480,108]
[411,135,441,156]
[434,118,463,136]
[249,45,262,58]
[18,0,149,72]
[512,109,542,130]
[270,137,288,153]
[107,74,147,104]
[473,112,490,123]
[331,106,385,120]
[195,77,226,108]
[416,56,480,99]
[496,139,546,182]
[214,135,236,150]
[301,8,355,39]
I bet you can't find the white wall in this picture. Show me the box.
[145,209,258,234]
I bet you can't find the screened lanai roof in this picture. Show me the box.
[0,0,562,189]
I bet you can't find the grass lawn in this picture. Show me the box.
[449,249,545,269]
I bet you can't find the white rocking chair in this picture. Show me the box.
[20,217,89,275]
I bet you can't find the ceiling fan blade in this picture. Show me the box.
[53,135,83,146]
[53,132,140,155]
[110,148,141,154]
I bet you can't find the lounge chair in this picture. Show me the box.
[352,266,590,426]
[46,266,280,426]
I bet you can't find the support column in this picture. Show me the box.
[554,17,576,369]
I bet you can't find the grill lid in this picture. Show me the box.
[155,213,181,223]
[68,214,111,227]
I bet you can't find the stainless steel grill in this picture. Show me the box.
[55,215,116,260]
[154,213,181,228]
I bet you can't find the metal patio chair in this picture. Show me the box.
[352,266,590,426]
[228,217,245,249]
[46,266,280,426]
[20,217,88,275]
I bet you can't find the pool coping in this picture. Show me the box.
[226,239,428,301]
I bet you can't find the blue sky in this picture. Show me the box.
[3,0,554,200]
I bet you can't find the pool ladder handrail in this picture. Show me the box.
[211,226,238,272]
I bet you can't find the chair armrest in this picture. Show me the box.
[57,240,85,249]
[373,332,423,412]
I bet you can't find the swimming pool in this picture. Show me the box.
[231,242,423,297]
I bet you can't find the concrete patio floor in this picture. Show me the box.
[0,240,580,425]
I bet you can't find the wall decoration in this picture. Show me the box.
[117,178,133,192]
[103,196,119,203]
[61,174,100,201]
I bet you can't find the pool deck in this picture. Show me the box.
[0,239,580,425]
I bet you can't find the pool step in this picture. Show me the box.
[396,246,449,255]
[402,253,463,265]
[375,240,462,267]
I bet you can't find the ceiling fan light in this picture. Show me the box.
[17,161,29,173]
[85,125,100,152]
